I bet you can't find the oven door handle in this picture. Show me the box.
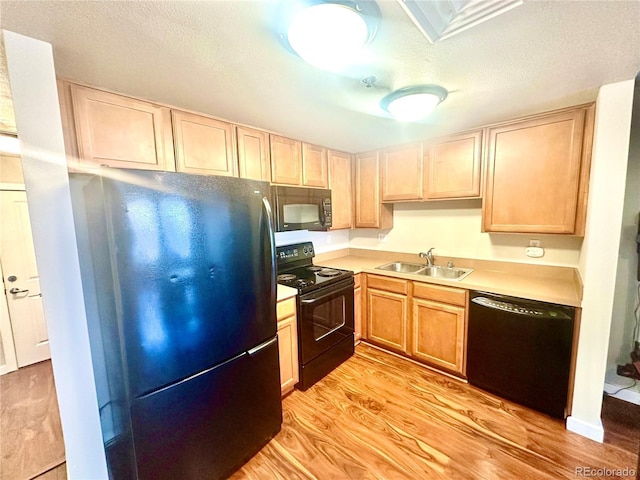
[299,278,354,304]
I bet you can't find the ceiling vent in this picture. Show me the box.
[398,0,523,43]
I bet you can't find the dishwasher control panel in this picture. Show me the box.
[471,296,571,319]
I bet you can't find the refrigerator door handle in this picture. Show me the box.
[262,196,277,306]
[248,336,278,356]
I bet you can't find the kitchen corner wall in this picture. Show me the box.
[570,79,634,441]
[349,200,584,267]
[4,30,109,477]
[606,74,640,399]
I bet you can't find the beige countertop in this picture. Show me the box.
[316,249,582,307]
[277,284,297,302]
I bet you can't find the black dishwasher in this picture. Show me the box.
[467,291,575,419]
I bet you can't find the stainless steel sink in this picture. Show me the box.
[376,262,426,274]
[375,261,473,281]
[417,265,473,281]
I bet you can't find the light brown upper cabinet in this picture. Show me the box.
[69,84,175,171]
[354,151,393,229]
[236,126,271,182]
[172,110,237,177]
[425,130,482,199]
[483,105,594,235]
[302,143,328,188]
[270,135,302,185]
[327,149,353,230]
[381,143,423,201]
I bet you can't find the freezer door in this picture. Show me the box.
[130,337,282,480]
[81,171,276,398]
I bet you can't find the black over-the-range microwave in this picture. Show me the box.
[270,185,332,232]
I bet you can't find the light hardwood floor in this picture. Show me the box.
[0,361,65,480]
[232,343,638,480]
[2,346,637,479]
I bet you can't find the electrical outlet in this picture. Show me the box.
[529,239,541,247]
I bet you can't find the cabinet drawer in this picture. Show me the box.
[366,274,409,295]
[277,297,296,320]
[413,282,466,307]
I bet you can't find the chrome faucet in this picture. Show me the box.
[419,248,435,267]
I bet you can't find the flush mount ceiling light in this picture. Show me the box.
[380,85,448,122]
[280,1,380,71]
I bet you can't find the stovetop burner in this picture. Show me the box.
[307,266,322,272]
[317,268,340,277]
[277,273,297,282]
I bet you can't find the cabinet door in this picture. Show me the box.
[483,108,587,234]
[236,126,271,181]
[172,110,237,177]
[277,314,299,395]
[270,135,302,185]
[382,143,423,201]
[302,143,328,188]
[354,151,393,229]
[328,149,353,230]
[367,288,407,354]
[425,131,482,199]
[411,298,466,375]
[70,84,175,171]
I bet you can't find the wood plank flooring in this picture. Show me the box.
[232,343,638,480]
[0,361,65,480]
[602,395,640,456]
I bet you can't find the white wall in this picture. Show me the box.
[275,229,350,253]
[3,30,108,478]
[568,79,635,442]
[605,75,640,402]
[349,200,584,266]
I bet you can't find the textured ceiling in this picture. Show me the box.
[1,0,639,152]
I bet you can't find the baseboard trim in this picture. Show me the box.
[603,382,640,405]
[566,416,604,443]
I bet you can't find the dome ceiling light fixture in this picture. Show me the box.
[280,1,380,71]
[380,85,448,122]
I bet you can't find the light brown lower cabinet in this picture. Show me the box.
[277,297,299,396]
[354,274,362,344]
[411,283,467,376]
[411,299,466,375]
[366,275,409,354]
[362,274,468,377]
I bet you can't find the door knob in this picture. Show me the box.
[9,287,29,294]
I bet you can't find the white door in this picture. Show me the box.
[0,190,50,367]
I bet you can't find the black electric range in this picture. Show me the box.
[276,242,355,390]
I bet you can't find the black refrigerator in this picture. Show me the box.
[69,170,282,480]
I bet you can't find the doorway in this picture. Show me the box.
[0,160,65,478]
[1,189,51,369]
